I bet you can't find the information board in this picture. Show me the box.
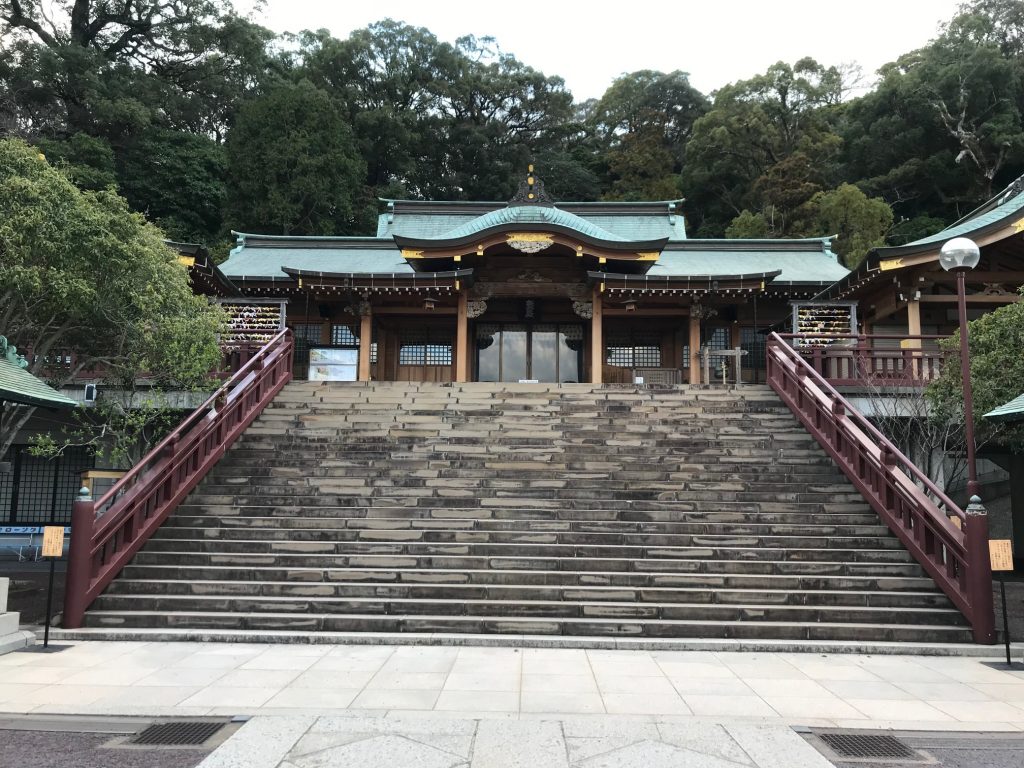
[308,347,358,382]
[41,526,65,558]
[990,539,1014,571]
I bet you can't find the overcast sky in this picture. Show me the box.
[250,0,965,99]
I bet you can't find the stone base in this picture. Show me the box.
[0,614,34,655]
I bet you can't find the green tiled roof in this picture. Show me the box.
[896,188,1024,250]
[420,206,630,243]
[221,231,846,284]
[652,240,847,283]
[0,338,77,409]
[221,236,410,279]
[985,392,1024,423]
[378,201,687,241]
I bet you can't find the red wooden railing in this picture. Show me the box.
[63,329,294,629]
[779,334,948,386]
[766,333,994,643]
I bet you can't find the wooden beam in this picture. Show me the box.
[602,308,691,316]
[919,294,1021,304]
[688,312,701,386]
[455,291,469,383]
[590,286,603,384]
[358,312,372,382]
[371,307,458,316]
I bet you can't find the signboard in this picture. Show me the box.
[217,300,286,348]
[41,526,65,558]
[990,539,1014,571]
[790,301,858,347]
[308,347,358,382]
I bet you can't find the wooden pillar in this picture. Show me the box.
[688,312,701,385]
[906,297,922,378]
[358,311,373,382]
[455,292,469,382]
[590,286,603,384]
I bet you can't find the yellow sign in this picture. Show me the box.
[41,526,65,558]
[990,539,1014,571]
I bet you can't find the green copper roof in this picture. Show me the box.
[221,234,409,279]
[377,200,687,241]
[985,392,1024,423]
[896,188,1024,251]
[653,240,847,283]
[0,337,77,409]
[425,206,630,243]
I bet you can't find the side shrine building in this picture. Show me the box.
[218,171,849,385]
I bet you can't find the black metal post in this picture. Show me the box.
[999,573,1011,666]
[43,556,56,648]
[956,269,980,499]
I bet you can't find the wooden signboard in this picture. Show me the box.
[990,539,1013,572]
[41,526,65,558]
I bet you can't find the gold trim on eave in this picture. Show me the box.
[636,252,660,261]
[879,257,903,271]
[177,255,196,267]
[401,249,425,259]
[1013,217,1024,233]
[505,233,554,244]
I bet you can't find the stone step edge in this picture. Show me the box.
[47,627,1004,656]
[108,578,947,597]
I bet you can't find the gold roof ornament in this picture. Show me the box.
[506,233,554,254]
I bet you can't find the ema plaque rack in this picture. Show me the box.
[216,299,286,347]
[790,301,858,347]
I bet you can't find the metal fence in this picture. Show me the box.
[0,446,95,525]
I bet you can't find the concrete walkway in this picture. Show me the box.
[1,642,1024,730]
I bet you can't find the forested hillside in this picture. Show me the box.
[3,0,1023,268]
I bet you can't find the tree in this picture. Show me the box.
[800,183,893,268]
[224,80,367,235]
[927,289,1024,452]
[0,137,224,460]
[683,58,845,236]
[588,70,708,200]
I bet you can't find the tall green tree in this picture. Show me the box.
[0,137,224,459]
[589,70,708,200]
[224,80,367,235]
[683,58,844,236]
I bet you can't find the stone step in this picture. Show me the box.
[129,550,930,577]
[89,593,966,627]
[104,579,952,608]
[162,515,890,537]
[79,610,974,643]
[175,504,876,521]
[150,526,902,550]
[118,564,942,591]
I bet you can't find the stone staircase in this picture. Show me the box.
[80,382,972,643]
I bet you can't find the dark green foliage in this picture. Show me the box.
[927,290,1024,451]
[3,1,1024,247]
[225,81,366,235]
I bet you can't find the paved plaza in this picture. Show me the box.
[1,642,1024,728]
[2,642,1024,766]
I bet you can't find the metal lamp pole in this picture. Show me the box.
[939,237,981,498]
[940,237,994,645]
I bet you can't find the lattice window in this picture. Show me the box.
[399,330,452,366]
[290,323,322,344]
[705,327,729,351]
[741,327,766,369]
[606,333,662,368]
[331,325,359,346]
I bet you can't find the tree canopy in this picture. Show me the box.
[0,137,224,459]
[3,2,1024,252]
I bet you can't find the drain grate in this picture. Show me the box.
[131,722,225,746]
[821,733,917,759]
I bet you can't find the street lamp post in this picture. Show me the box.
[939,237,982,499]
[940,236,994,645]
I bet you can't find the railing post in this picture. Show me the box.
[964,496,996,644]
[63,486,96,629]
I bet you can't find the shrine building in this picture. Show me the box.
[217,170,849,385]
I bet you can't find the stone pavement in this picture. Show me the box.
[1,642,1024,731]
[195,715,836,768]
